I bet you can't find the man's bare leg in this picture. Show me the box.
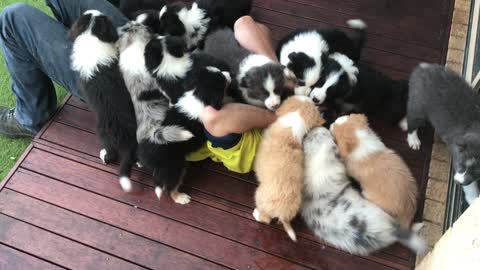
[234,16,278,62]
[201,104,276,137]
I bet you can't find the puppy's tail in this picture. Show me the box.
[153,126,194,144]
[395,222,428,255]
[281,220,297,242]
[346,19,368,61]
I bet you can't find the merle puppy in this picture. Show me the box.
[69,10,137,192]
[406,63,480,205]
[117,21,191,146]
[139,36,231,204]
[203,28,295,110]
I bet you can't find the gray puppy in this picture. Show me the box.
[406,63,480,204]
[203,28,295,110]
[117,21,192,145]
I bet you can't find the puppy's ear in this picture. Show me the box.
[165,36,187,57]
[144,38,165,74]
[91,16,119,43]
[335,135,353,158]
[68,14,92,41]
[351,114,368,124]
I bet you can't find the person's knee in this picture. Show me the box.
[234,15,255,32]
[0,3,36,31]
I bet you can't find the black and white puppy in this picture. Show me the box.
[407,63,480,205]
[69,10,137,192]
[203,28,295,110]
[157,0,252,50]
[118,0,166,20]
[277,20,367,96]
[309,52,408,126]
[138,36,231,204]
[117,21,191,146]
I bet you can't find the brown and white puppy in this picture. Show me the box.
[253,96,326,241]
[330,114,418,228]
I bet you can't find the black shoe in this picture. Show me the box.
[0,107,36,138]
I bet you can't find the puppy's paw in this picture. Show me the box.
[136,162,143,168]
[155,186,163,200]
[253,208,261,221]
[171,192,191,205]
[222,71,232,84]
[398,117,408,132]
[407,131,421,150]
[100,149,108,164]
[119,177,133,192]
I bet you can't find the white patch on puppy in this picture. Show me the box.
[175,90,206,120]
[152,37,193,79]
[171,192,191,205]
[295,86,312,96]
[279,111,308,143]
[351,129,387,160]
[177,2,210,49]
[346,19,367,30]
[329,52,359,85]
[238,54,273,81]
[119,176,133,192]
[84,10,102,16]
[136,13,149,24]
[407,130,421,150]
[310,70,343,104]
[454,171,467,184]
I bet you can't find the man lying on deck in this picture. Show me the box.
[0,1,278,173]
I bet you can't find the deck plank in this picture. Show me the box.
[0,244,64,270]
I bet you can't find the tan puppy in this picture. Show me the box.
[330,114,417,228]
[253,96,326,241]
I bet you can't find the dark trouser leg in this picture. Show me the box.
[45,0,128,28]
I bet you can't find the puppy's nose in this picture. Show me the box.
[271,104,280,110]
[312,97,320,104]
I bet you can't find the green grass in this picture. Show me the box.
[0,0,68,180]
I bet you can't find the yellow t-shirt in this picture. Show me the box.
[186,129,262,174]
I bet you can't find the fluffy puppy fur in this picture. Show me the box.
[310,56,409,126]
[140,36,231,204]
[158,0,252,50]
[118,0,165,19]
[302,127,427,255]
[277,20,367,96]
[117,21,190,145]
[69,10,137,192]
[253,96,326,241]
[330,114,418,228]
[203,28,295,110]
[407,63,480,204]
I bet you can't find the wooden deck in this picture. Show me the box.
[0,0,453,269]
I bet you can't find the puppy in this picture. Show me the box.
[407,63,480,204]
[158,0,252,50]
[310,56,408,126]
[277,20,367,96]
[139,35,231,204]
[253,96,326,241]
[203,28,295,110]
[330,114,418,228]
[118,0,165,19]
[69,10,137,192]
[302,127,426,255]
[117,21,191,145]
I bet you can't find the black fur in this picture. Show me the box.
[118,0,166,19]
[196,0,253,29]
[142,36,231,194]
[69,12,137,186]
